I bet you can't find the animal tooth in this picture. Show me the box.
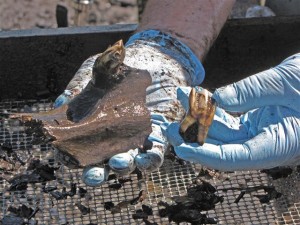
[180,88,216,145]
[179,114,196,133]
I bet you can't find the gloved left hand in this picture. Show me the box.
[54,30,205,185]
[162,54,300,171]
[107,30,204,177]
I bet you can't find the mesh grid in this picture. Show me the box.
[0,99,299,225]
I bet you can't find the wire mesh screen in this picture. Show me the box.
[0,99,299,225]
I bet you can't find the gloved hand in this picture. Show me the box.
[162,54,300,171]
[108,30,204,176]
[53,30,205,185]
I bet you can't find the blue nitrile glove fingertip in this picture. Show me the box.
[82,166,109,186]
[177,87,192,111]
[53,95,67,108]
[54,90,72,108]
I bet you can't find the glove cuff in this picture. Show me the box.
[126,30,205,86]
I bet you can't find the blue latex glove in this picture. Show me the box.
[162,54,300,171]
[53,30,205,185]
[108,30,205,175]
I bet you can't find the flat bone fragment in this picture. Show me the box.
[10,68,151,167]
[48,67,152,166]
[10,40,152,167]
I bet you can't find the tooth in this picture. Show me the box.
[180,114,196,133]
[180,88,216,145]
[197,101,216,146]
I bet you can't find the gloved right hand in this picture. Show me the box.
[162,53,300,171]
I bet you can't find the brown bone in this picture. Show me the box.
[50,67,152,166]
[16,67,152,167]
[11,40,152,167]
